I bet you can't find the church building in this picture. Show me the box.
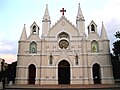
[15,4,114,84]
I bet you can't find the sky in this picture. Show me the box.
[0,0,120,64]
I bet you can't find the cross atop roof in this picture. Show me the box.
[60,8,66,16]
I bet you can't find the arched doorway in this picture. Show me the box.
[92,63,101,84]
[58,60,70,84]
[28,64,36,84]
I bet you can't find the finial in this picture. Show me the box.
[46,4,48,7]
[102,21,103,24]
[79,3,80,6]
[24,24,26,28]
[60,8,66,16]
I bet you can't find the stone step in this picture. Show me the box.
[6,84,120,89]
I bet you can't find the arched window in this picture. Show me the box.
[91,40,99,53]
[58,32,69,39]
[91,24,95,32]
[32,25,36,34]
[58,32,70,49]
[29,41,37,53]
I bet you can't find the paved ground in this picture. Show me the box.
[4,84,120,90]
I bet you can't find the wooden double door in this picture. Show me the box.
[28,64,36,84]
[92,63,101,84]
[58,60,70,84]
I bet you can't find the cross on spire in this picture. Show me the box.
[60,8,66,16]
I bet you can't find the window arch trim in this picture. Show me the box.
[29,41,37,53]
[91,40,99,53]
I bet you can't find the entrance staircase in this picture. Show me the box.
[6,84,120,90]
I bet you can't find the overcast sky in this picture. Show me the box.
[0,0,120,64]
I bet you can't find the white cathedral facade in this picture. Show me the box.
[15,4,114,85]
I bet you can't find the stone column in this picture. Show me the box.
[35,67,40,84]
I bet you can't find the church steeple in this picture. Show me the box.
[101,22,108,40]
[76,3,85,36]
[42,4,51,37]
[43,4,50,21]
[76,3,84,20]
[20,24,27,41]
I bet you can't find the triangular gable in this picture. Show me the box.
[90,54,101,67]
[51,16,76,30]
[55,49,73,66]
[87,33,100,40]
[27,34,41,41]
[49,16,78,36]
[30,21,39,28]
[25,55,38,67]
[88,20,97,27]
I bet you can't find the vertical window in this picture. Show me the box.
[33,25,36,34]
[75,54,79,65]
[49,54,53,65]
[91,24,95,32]
[29,41,37,53]
[91,40,99,53]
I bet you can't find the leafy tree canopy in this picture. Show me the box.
[115,31,120,39]
[112,31,120,58]
[112,31,120,79]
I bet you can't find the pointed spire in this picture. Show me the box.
[101,22,108,40]
[43,4,50,20]
[20,24,27,41]
[76,3,84,20]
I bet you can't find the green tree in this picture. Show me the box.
[112,31,120,79]
[112,31,120,60]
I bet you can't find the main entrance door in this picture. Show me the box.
[28,64,36,84]
[58,60,70,84]
[92,63,101,84]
